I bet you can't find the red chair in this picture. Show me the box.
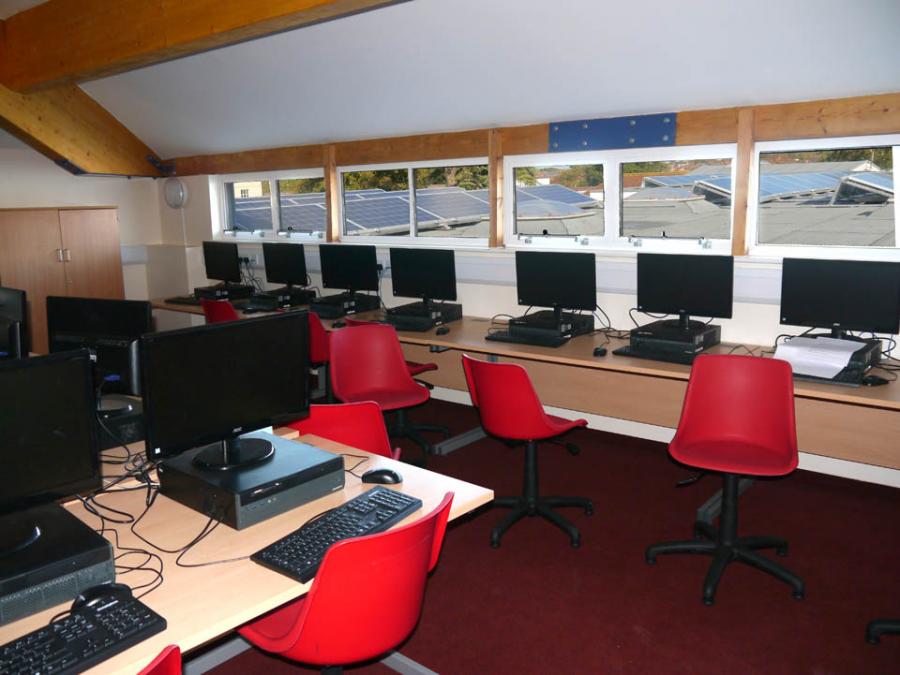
[137,645,181,675]
[239,493,454,673]
[330,324,449,455]
[287,402,400,460]
[342,317,438,386]
[645,354,805,605]
[200,298,239,323]
[308,312,333,402]
[461,354,593,548]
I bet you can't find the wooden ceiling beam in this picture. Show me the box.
[0,82,165,176]
[1,0,406,92]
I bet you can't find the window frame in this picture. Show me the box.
[337,157,491,248]
[747,134,900,262]
[215,168,327,241]
[504,143,738,254]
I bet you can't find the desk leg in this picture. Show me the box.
[381,651,440,675]
[696,478,754,524]
[183,636,251,675]
[432,426,487,456]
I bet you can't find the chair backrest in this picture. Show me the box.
[461,354,556,440]
[307,312,330,365]
[137,645,181,675]
[671,354,798,465]
[330,323,417,401]
[288,402,399,459]
[263,492,453,666]
[200,298,239,323]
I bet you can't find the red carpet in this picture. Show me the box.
[211,399,900,674]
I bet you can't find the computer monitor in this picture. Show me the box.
[637,253,734,330]
[203,241,242,283]
[263,242,308,287]
[515,251,597,317]
[0,350,100,553]
[389,247,457,307]
[0,286,27,356]
[319,244,379,293]
[140,312,309,470]
[780,258,900,337]
[47,296,152,395]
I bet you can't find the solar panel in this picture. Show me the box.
[346,189,388,196]
[626,187,698,201]
[415,192,489,220]
[643,174,723,188]
[467,189,490,203]
[519,184,597,206]
[516,200,589,218]
[343,196,429,233]
[845,171,893,192]
[416,186,465,195]
[280,203,327,232]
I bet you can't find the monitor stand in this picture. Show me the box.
[192,436,275,471]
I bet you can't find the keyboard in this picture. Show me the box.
[252,486,423,583]
[485,330,568,348]
[164,295,200,306]
[0,586,166,675]
[612,344,698,365]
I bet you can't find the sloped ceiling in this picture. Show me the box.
[0,0,44,20]
[80,0,900,159]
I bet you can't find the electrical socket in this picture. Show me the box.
[240,253,261,266]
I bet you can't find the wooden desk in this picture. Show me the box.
[0,435,493,674]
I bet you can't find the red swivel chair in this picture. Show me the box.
[137,645,181,675]
[645,354,805,605]
[330,324,449,455]
[342,317,438,387]
[239,493,454,674]
[308,312,333,402]
[200,298,240,323]
[287,402,401,460]
[461,354,593,548]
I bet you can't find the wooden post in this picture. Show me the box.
[731,108,755,256]
[323,144,340,242]
[488,129,504,248]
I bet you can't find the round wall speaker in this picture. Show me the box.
[163,177,188,209]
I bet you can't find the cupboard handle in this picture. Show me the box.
[63,248,71,262]
[56,248,64,262]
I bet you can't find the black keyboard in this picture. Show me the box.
[612,344,697,365]
[252,486,423,583]
[164,295,200,306]
[0,587,166,675]
[485,330,568,348]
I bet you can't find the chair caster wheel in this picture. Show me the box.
[565,443,580,455]
[867,636,880,645]
[793,591,805,601]
[645,556,656,565]
[703,597,715,606]
[570,538,580,548]
[776,546,788,557]
[585,504,594,516]
[490,534,501,549]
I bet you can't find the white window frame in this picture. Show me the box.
[747,134,900,262]
[504,143,737,254]
[215,168,326,241]
[337,157,490,248]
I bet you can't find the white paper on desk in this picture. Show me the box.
[774,337,861,379]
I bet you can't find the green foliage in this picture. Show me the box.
[820,148,892,170]
[514,167,539,186]
[621,161,671,174]
[554,164,604,188]
[416,165,490,190]
[278,177,325,194]
[343,170,409,191]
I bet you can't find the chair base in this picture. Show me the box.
[386,409,450,456]
[645,474,804,605]
[492,495,593,548]
[867,618,900,644]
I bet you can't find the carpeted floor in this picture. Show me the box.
[211,398,900,674]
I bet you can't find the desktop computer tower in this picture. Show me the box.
[630,320,721,354]
[97,396,145,450]
[385,302,463,331]
[509,310,594,339]
[194,284,254,301]
[310,293,380,319]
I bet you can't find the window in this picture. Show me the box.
[340,161,490,241]
[512,164,604,238]
[621,158,732,240]
[751,138,898,252]
[220,170,325,237]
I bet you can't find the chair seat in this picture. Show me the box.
[341,385,430,411]
[406,361,438,376]
[545,414,588,438]
[671,439,798,477]
[239,597,307,646]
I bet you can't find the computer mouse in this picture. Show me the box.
[71,582,133,612]
[332,320,346,328]
[862,374,889,387]
[593,346,607,357]
[435,326,450,336]
[361,468,403,485]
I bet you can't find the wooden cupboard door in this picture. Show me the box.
[59,209,125,299]
[0,210,68,353]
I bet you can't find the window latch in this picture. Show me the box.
[628,235,642,247]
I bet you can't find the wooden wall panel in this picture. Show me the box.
[676,107,739,145]
[335,129,488,166]
[58,209,125,299]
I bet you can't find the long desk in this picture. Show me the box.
[0,434,493,674]
[150,300,900,473]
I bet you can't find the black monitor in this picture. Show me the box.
[515,251,597,316]
[140,312,309,470]
[319,244,379,293]
[780,258,900,338]
[263,242,308,287]
[47,296,152,395]
[0,286,27,357]
[637,253,734,330]
[390,248,457,306]
[203,241,242,283]
[0,351,100,553]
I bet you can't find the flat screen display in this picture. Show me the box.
[780,258,900,334]
[319,244,379,292]
[47,296,152,339]
[263,243,308,286]
[203,241,242,283]
[140,312,310,460]
[515,251,597,311]
[0,351,100,514]
[389,248,457,302]
[637,253,734,319]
